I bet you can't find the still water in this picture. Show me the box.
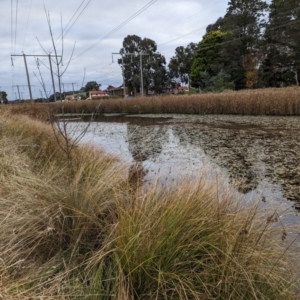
[66,114,300,224]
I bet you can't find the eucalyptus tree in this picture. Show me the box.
[0,91,8,104]
[168,42,197,87]
[83,81,101,92]
[119,35,167,95]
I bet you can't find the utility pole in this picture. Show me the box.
[48,54,57,102]
[112,52,127,99]
[112,51,155,97]
[11,53,62,102]
[62,83,66,100]
[16,86,21,100]
[23,53,33,101]
[12,85,34,101]
[139,52,149,97]
[62,82,78,100]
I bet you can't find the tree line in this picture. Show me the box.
[119,0,300,94]
[3,0,299,100]
[190,0,300,91]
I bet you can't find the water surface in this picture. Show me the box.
[66,114,300,223]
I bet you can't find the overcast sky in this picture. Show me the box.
[0,0,229,100]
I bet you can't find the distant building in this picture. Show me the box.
[173,86,189,94]
[65,95,74,101]
[106,86,128,97]
[86,90,109,100]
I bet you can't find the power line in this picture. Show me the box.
[156,0,224,35]
[10,0,18,55]
[158,26,207,47]
[65,1,221,80]
[61,0,92,40]
[10,2,300,97]
[74,0,158,59]
[72,1,223,79]
[158,4,300,50]
[11,0,13,54]
[22,0,33,50]
[53,0,92,48]
[95,9,300,88]
[14,0,19,55]
[12,54,62,102]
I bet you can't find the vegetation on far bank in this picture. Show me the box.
[1,87,300,120]
[0,108,300,299]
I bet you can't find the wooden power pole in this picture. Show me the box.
[11,53,62,102]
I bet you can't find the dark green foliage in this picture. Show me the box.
[168,42,197,86]
[84,81,101,92]
[0,91,8,104]
[203,0,268,89]
[190,30,228,88]
[119,35,168,95]
[198,70,235,92]
[49,92,62,102]
[203,0,299,89]
[261,0,300,87]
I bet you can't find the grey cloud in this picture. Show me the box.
[1,0,227,100]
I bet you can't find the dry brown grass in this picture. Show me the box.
[1,87,299,120]
[95,86,300,115]
[0,112,300,299]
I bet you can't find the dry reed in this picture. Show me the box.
[1,87,300,119]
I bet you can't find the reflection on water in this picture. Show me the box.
[127,124,168,162]
[169,115,300,203]
[74,114,300,213]
[128,161,146,190]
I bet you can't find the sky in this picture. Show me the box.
[0,0,229,100]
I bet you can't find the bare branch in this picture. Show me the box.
[36,36,49,55]
[37,4,76,101]
[60,42,76,76]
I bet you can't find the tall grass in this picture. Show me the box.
[0,113,299,299]
[2,87,300,118]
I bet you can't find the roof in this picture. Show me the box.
[175,86,189,91]
[90,90,108,95]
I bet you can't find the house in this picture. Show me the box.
[107,86,128,97]
[65,95,74,101]
[86,90,109,100]
[173,86,189,94]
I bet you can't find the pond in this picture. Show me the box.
[65,114,300,223]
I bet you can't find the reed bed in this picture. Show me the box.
[2,87,300,119]
[0,113,300,299]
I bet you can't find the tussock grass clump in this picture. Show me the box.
[110,182,299,299]
[0,114,126,298]
[0,114,299,299]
